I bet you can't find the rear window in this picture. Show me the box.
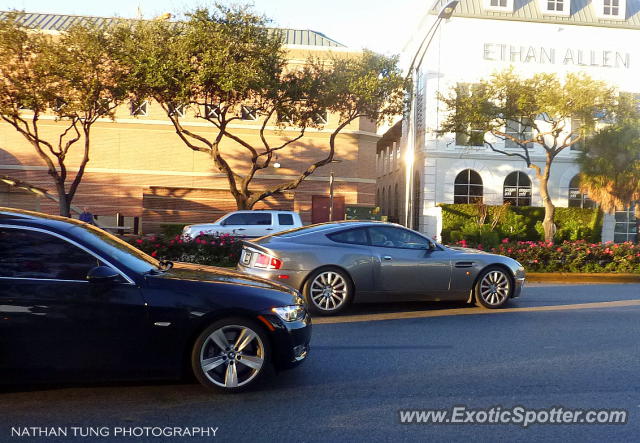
[223,213,272,226]
[328,228,368,245]
[278,214,294,226]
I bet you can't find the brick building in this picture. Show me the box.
[0,12,380,232]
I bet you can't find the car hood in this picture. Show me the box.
[184,224,217,231]
[155,262,296,294]
[447,246,489,254]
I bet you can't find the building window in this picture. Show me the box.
[603,0,621,16]
[568,175,596,209]
[570,117,585,151]
[454,169,483,204]
[393,183,399,221]
[204,104,220,119]
[312,110,328,125]
[485,0,513,10]
[614,203,638,243]
[505,118,533,149]
[455,83,485,147]
[547,0,564,11]
[382,188,387,214]
[504,171,532,206]
[413,171,421,230]
[168,103,186,118]
[130,100,148,116]
[241,106,257,121]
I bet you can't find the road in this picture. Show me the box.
[2,283,640,442]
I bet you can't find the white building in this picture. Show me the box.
[378,0,640,242]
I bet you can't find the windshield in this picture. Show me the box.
[67,224,160,274]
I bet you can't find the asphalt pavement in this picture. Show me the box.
[2,283,640,442]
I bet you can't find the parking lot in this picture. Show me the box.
[2,283,639,442]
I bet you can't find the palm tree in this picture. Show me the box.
[578,123,640,216]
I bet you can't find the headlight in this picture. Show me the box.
[272,305,306,322]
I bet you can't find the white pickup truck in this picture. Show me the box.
[182,210,303,239]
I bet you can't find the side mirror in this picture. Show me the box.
[87,266,120,284]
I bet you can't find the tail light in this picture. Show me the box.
[253,252,283,270]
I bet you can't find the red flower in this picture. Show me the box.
[502,238,509,244]
[151,251,157,257]
[136,239,143,244]
[556,248,562,252]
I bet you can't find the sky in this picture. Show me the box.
[0,0,429,55]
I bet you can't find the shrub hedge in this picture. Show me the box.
[440,204,603,245]
[452,239,640,274]
[127,233,242,267]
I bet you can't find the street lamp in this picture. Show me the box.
[403,0,459,229]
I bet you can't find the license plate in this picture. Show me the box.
[241,250,252,266]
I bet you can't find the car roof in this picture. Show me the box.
[257,220,394,240]
[0,207,84,233]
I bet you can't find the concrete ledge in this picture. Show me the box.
[527,272,640,284]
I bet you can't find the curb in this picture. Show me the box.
[527,272,640,284]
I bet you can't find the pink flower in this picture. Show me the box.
[502,238,510,244]
[136,239,143,244]
[556,248,562,252]
[533,259,539,263]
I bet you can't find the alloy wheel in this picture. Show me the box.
[199,325,265,389]
[479,270,510,306]
[309,271,348,311]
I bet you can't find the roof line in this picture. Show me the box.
[0,10,346,48]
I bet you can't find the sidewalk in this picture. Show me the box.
[527,273,640,284]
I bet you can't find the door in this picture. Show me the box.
[0,227,147,380]
[366,226,452,297]
[312,195,345,223]
[221,212,273,237]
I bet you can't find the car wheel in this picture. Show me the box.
[474,267,512,309]
[191,318,271,393]
[303,268,352,316]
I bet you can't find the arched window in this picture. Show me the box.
[568,175,595,209]
[504,171,532,206]
[454,169,483,204]
[381,188,387,214]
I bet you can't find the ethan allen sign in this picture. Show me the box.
[483,43,631,69]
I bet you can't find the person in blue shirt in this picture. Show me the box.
[79,207,95,225]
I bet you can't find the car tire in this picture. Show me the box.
[303,267,353,316]
[474,266,513,309]
[191,317,271,393]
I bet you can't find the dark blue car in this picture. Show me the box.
[0,208,311,392]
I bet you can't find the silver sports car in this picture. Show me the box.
[237,221,526,315]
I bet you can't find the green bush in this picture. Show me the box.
[440,204,603,243]
[159,223,188,238]
[451,222,501,248]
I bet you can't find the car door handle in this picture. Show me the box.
[236,228,246,231]
[265,228,274,231]
[383,255,393,261]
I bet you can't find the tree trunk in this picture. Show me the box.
[57,192,71,218]
[539,175,556,242]
[234,193,253,210]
